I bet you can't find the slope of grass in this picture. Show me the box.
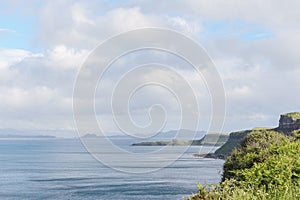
[186,130,300,200]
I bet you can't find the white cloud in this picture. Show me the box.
[168,16,201,35]
[0,28,16,36]
[46,45,89,69]
[0,46,86,132]
[1,1,300,135]
[35,2,202,50]
[0,49,33,69]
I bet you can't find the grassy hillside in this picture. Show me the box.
[187,129,300,199]
[214,130,252,157]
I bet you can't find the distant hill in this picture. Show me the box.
[139,129,206,141]
[80,129,205,139]
[0,128,73,138]
[81,133,100,138]
[0,134,55,139]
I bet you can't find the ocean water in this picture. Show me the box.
[0,138,224,200]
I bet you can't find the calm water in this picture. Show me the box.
[0,138,224,200]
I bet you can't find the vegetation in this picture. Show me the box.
[222,130,289,181]
[284,112,300,121]
[188,180,300,200]
[214,127,277,158]
[252,127,272,131]
[213,140,241,157]
[187,130,300,199]
[214,130,251,157]
[291,129,300,140]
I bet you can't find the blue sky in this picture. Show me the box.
[202,20,273,41]
[0,13,38,51]
[0,1,299,137]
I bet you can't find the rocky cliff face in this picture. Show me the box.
[214,130,252,157]
[214,112,300,158]
[275,113,300,135]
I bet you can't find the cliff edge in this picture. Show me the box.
[214,112,300,158]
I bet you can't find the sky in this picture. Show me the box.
[0,0,300,137]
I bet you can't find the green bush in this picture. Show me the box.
[187,130,300,199]
[236,141,300,189]
[222,130,289,180]
[187,180,300,200]
[284,112,300,121]
[291,129,300,140]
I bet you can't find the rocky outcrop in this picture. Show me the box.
[213,130,252,158]
[275,113,300,135]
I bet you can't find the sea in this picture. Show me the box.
[0,138,224,200]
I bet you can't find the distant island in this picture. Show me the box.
[81,133,101,138]
[131,133,229,146]
[81,130,207,143]
[0,134,56,139]
[0,128,75,138]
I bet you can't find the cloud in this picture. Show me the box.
[35,2,201,50]
[0,49,32,69]
[0,0,300,136]
[0,28,16,36]
[0,46,86,132]
[168,16,201,35]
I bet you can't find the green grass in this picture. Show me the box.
[213,130,251,157]
[252,127,272,131]
[187,181,300,200]
[214,140,240,156]
[186,130,300,200]
[284,112,300,120]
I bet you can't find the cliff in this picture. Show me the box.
[214,112,300,158]
[275,112,300,135]
[214,130,252,157]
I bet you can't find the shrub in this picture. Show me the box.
[222,130,289,180]
[291,129,300,140]
[187,130,300,199]
[236,141,300,189]
[187,180,300,200]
